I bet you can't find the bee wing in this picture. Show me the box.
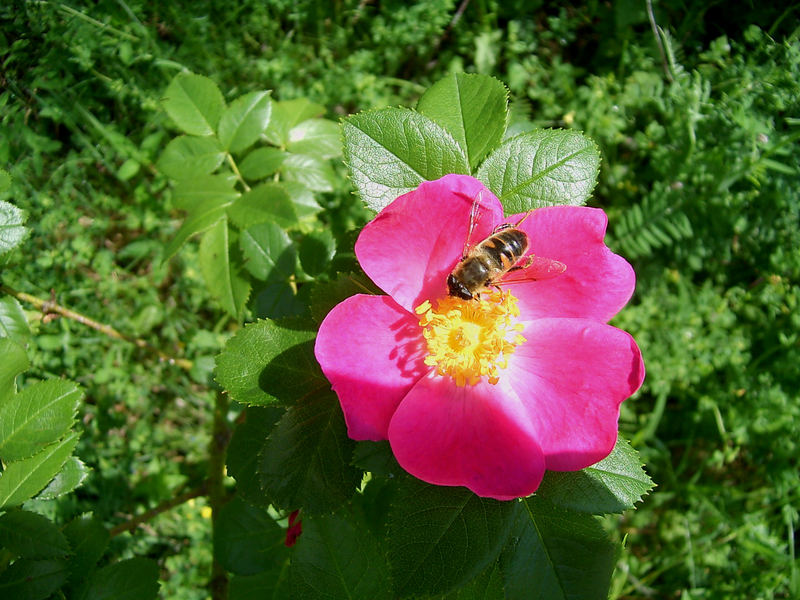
[462,190,484,259]
[502,255,567,283]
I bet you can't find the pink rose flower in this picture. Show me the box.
[315,174,644,501]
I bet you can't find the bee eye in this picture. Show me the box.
[447,274,473,300]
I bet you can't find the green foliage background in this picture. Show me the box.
[2,0,798,598]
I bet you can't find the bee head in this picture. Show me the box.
[447,274,474,300]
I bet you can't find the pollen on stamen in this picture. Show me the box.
[415,289,526,387]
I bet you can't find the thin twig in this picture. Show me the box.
[1,284,193,371]
[109,484,206,537]
[646,0,674,83]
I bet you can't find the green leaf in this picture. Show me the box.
[239,221,297,281]
[0,200,28,256]
[0,296,31,345]
[0,432,80,509]
[258,390,360,513]
[342,107,470,211]
[298,229,336,277]
[0,510,71,559]
[536,438,655,514]
[351,440,400,478]
[214,496,285,575]
[218,90,272,153]
[163,195,237,262]
[287,118,342,159]
[198,217,250,321]
[239,147,287,181]
[215,317,326,406]
[290,511,392,599]
[228,183,298,230]
[500,497,616,600]
[0,558,69,600]
[0,339,29,403]
[162,72,225,136]
[387,478,518,597]
[227,406,285,507]
[417,73,509,171]
[157,135,226,179]
[230,565,290,600]
[0,380,82,462]
[63,516,109,595]
[284,181,322,220]
[35,456,90,500]
[477,129,601,213]
[172,173,239,211]
[280,153,337,192]
[442,560,504,600]
[83,557,159,600]
[265,98,325,147]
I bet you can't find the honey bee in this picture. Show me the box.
[447,195,566,300]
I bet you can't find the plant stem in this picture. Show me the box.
[226,154,251,193]
[0,284,193,371]
[207,389,231,600]
[109,485,206,537]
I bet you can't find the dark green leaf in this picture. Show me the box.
[228,183,298,230]
[0,168,10,195]
[280,153,337,192]
[417,73,508,171]
[500,497,616,600]
[0,558,68,600]
[387,478,517,597]
[239,221,297,281]
[477,129,600,213]
[252,281,308,320]
[442,560,504,600]
[162,72,224,136]
[0,432,80,509]
[157,135,225,179]
[0,510,71,559]
[214,496,285,575]
[239,147,288,181]
[198,217,250,321]
[0,379,82,462]
[63,515,109,595]
[0,200,28,256]
[0,297,30,345]
[227,406,285,507]
[215,317,326,406]
[0,339,29,403]
[290,511,391,599]
[351,440,400,478]
[35,456,90,500]
[229,563,290,600]
[342,107,469,211]
[298,229,336,277]
[537,438,654,514]
[218,90,272,153]
[83,557,159,600]
[265,98,325,147]
[258,390,360,513]
[172,173,239,211]
[287,118,341,159]
[309,273,379,324]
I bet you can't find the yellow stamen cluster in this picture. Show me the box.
[415,290,526,387]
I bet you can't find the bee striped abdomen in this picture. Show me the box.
[479,230,528,270]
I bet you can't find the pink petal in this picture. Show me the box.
[388,375,546,500]
[507,318,645,471]
[509,206,635,322]
[355,175,503,312]
[315,294,428,440]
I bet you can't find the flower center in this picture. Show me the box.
[415,289,526,387]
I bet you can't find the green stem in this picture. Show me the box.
[207,389,231,600]
[226,154,251,193]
